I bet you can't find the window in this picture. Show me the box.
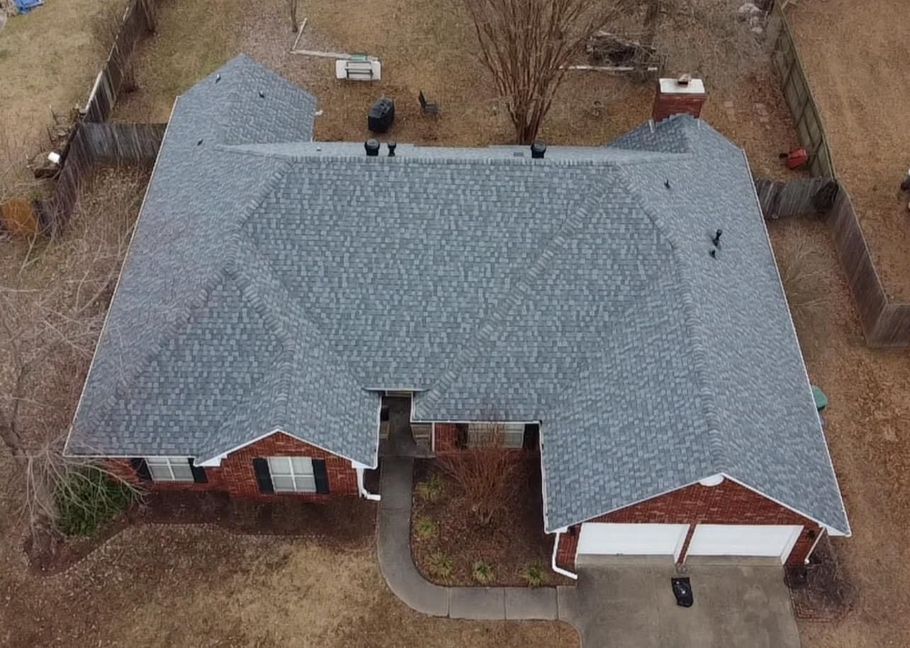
[267,457,316,493]
[466,423,525,449]
[146,456,194,482]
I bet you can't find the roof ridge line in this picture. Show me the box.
[611,163,726,466]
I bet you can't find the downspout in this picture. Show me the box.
[551,530,578,580]
[804,527,826,564]
[355,464,381,501]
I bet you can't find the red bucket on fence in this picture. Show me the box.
[783,148,809,170]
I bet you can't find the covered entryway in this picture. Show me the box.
[577,523,689,561]
[686,525,803,563]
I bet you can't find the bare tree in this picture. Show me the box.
[0,165,145,554]
[465,0,633,143]
[437,423,521,525]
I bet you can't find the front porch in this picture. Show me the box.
[378,395,434,458]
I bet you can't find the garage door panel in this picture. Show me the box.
[578,523,689,560]
[686,524,802,562]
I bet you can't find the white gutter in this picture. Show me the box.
[551,530,578,580]
[353,462,381,501]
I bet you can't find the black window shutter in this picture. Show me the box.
[188,459,208,484]
[313,459,330,494]
[130,458,152,482]
[523,423,540,450]
[252,458,274,494]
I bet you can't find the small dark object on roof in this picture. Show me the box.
[196,139,204,146]
[419,90,439,117]
[368,98,395,134]
[712,229,722,246]
[664,178,671,189]
[672,577,694,607]
[709,248,716,258]
[258,90,265,98]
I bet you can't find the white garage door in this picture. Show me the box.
[686,525,802,562]
[577,523,690,560]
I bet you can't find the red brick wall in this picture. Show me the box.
[555,478,820,570]
[652,92,706,122]
[110,432,359,501]
[433,423,461,453]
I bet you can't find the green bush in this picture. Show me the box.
[472,560,495,585]
[428,552,454,582]
[415,473,445,503]
[55,467,138,537]
[414,516,438,540]
[521,562,547,588]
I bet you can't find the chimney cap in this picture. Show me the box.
[658,77,706,95]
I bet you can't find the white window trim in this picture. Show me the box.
[145,456,194,483]
[267,456,316,493]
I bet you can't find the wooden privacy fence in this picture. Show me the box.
[37,0,159,233]
[84,0,157,123]
[771,9,835,178]
[755,177,838,220]
[768,7,910,346]
[42,122,165,233]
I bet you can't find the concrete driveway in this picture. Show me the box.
[558,557,800,648]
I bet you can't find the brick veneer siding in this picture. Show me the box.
[554,478,821,570]
[109,431,359,500]
[433,423,461,453]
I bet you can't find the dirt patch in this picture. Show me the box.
[787,0,910,300]
[768,217,910,648]
[411,456,570,588]
[786,536,856,622]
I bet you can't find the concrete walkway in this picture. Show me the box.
[377,456,565,620]
[377,457,802,647]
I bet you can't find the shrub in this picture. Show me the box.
[55,466,138,537]
[472,560,495,585]
[437,429,518,525]
[521,562,547,588]
[428,552,454,582]
[415,473,445,503]
[414,516,438,540]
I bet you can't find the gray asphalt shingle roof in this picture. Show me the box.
[66,56,849,535]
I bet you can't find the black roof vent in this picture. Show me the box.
[388,142,397,157]
[365,139,380,157]
[531,141,547,159]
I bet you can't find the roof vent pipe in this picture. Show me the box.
[388,142,397,157]
[365,139,380,157]
[531,141,547,159]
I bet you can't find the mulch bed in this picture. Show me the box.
[27,492,376,574]
[410,456,571,588]
[786,535,857,621]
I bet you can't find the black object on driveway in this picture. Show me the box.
[671,577,694,607]
[368,98,395,133]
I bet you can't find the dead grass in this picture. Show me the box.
[115,0,799,173]
[0,522,578,646]
[769,218,910,648]
[0,0,128,144]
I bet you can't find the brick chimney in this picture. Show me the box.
[652,75,707,122]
